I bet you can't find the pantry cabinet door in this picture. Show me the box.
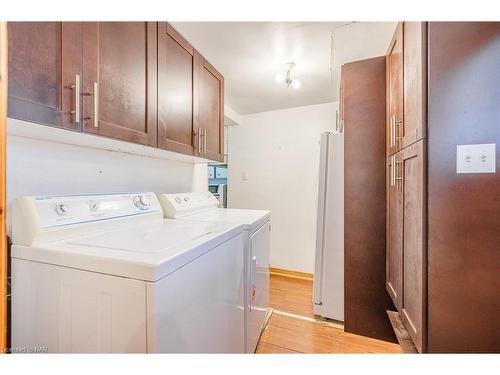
[403,22,427,148]
[198,53,224,162]
[8,22,82,130]
[386,155,403,310]
[386,22,403,156]
[399,140,426,353]
[82,22,157,146]
[158,23,198,156]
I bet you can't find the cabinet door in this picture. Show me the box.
[386,155,403,310]
[82,22,157,146]
[158,23,198,155]
[198,53,224,162]
[8,22,82,130]
[398,140,426,353]
[386,22,403,156]
[403,22,427,148]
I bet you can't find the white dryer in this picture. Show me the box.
[10,192,245,353]
[158,192,270,353]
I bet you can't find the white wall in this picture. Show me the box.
[6,121,208,233]
[227,102,338,273]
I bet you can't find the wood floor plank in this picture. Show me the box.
[257,273,401,354]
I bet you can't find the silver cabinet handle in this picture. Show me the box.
[390,115,395,147]
[203,129,207,157]
[70,74,81,124]
[335,110,339,132]
[395,159,403,188]
[391,155,396,186]
[395,119,403,145]
[93,82,99,128]
[195,129,202,156]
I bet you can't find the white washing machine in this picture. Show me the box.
[10,192,245,353]
[158,192,270,353]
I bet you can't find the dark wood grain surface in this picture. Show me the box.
[344,56,397,343]
[158,23,196,156]
[427,22,500,353]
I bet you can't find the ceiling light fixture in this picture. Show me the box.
[275,62,301,89]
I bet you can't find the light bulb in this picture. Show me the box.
[291,79,301,89]
[275,72,286,83]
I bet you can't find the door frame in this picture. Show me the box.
[0,21,8,354]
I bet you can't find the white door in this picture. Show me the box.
[146,233,245,353]
[246,221,270,353]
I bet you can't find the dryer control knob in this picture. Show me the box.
[134,195,151,210]
[54,204,68,216]
[89,200,100,212]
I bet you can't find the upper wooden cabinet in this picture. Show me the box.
[198,54,224,162]
[82,22,158,147]
[7,21,224,161]
[386,22,427,156]
[8,22,83,130]
[402,22,427,148]
[157,23,198,155]
[386,22,403,156]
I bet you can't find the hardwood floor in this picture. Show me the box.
[256,273,401,354]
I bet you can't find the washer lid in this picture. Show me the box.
[11,219,243,282]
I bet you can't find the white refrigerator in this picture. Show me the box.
[313,132,344,321]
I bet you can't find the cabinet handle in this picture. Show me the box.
[335,110,339,132]
[391,155,396,186]
[93,82,99,128]
[70,74,81,124]
[395,119,403,145]
[389,115,393,147]
[197,128,203,156]
[203,129,208,157]
[395,159,403,188]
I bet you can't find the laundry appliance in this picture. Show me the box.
[158,192,270,353]
[10,192,245,353]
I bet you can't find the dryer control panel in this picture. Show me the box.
[158,192,219,218]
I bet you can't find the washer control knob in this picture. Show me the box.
[54,204,68,216]
[183,196,189,202]
[175,197,182,204]
[89,200,100,212]
[134,195,151,210]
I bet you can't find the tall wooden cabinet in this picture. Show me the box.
[7,22,83,130]
[386,22,499,353]
[343,56,396,344]
[6,22,225,162]
[385,22,427,353]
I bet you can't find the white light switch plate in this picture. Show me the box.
[456,143,496,173]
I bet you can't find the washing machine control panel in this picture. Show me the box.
[22,192,161,229]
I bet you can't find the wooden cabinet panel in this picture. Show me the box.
[198,54,224,162]
[343,56,396,343]
[386,22,403,156]
[386,155,402,310]
[8,22,82,130]
[82,22,157,146]
[403,22,427,148]
[158,23,197,155]
[427,22,500,353]
[398,140,426,353]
